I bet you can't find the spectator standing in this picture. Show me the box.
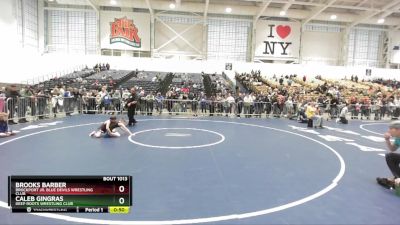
[36,90,48,119]
[189,93,198,117]
[200,93,207,114]
[6,85,20,124]
[18,87,32,123]
[155,92,164,115]
[285,97,294,119]
[330,97,339,119]
[146,92,155,116]
[243,93,253,118]
[0,88,5,113]
[0,112,17,137]
[226,93,235,116]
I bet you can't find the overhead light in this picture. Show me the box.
[169,3,176,9]
[377,18,385,24]
[48,0,54,2]
[110,0,116,5]
[330,14,337,20]
[225,7,232,13]
[279,11,286,16]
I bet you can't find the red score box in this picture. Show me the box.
[113,183,130,194]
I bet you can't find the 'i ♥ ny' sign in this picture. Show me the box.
[255,21,301,59]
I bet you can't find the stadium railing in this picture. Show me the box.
[3,96,400,123]
[5,96,78,122]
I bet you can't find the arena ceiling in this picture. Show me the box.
[49,0,400,29]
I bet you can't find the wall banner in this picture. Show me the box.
[255,20,301,59]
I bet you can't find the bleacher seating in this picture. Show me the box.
[31,67,233,98]
[34,69,95,90]
[121,71,165,93]
[86,70,132,81]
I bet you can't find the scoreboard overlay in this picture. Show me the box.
[8,176,132,213]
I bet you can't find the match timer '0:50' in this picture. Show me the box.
[109,206,130,214]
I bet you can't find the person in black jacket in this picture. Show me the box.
[235,93,243,117]
[330,97,339,119]
[6,85,20,125]
[36,90,48,119]
[126,88,138,126]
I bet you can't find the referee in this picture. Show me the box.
[126,88,138,126]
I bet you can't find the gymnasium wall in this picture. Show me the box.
[3,53,400,85]
[1,0,399,85]
[390,30,400,64]
[154,20,203,56]
[300,31,342,66]
[0,0,19,53]
[0,0,46,84]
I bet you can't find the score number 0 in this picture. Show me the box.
[118,185,126,205]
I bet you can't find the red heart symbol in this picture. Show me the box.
[276,25,291,39]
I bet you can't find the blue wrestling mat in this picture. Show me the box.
[0,115,398,225]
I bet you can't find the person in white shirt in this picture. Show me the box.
[122,89,130,100]
[0,87,5,97]
[251,93,257,102]
[394,96,400,107]
[99,86,108,99]
[243,93,253,118]
[285,97,294,119]
[226,93,235,115]
[388,100,395,118]
[226,93,235,104]
[336,103,349,124]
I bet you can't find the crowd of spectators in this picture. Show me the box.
[370,77,400,89]
[93,63,110,73]
[235,70,400,124]
[0,67,234,123]
[2,68,400,126]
